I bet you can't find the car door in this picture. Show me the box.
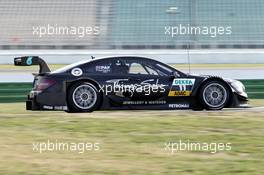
[124,58,171,101]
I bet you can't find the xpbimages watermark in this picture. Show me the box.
[99,79,166,96]
[32,140,100,154]
[165,24,232,38]
[164,140,232,154]
[32,24,100,38]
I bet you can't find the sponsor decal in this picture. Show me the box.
[54,106,68,110]
[168,91,191,96]
[123,100,166,105]
[26,56,33,65]
[168,79,195,96]
[168,104,189,108]
[96,65,110,73]
[43,105,68,110]
[71,68,83,76]
[43,105,53,110]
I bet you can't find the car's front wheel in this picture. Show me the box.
[67,82,101,112]
[199,80,230,110]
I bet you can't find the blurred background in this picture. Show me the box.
[0,0,264,64]
[0,0,264,49]
[0,0,263,99]
[0,2,264,174]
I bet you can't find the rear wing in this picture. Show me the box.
[14,56,51,74]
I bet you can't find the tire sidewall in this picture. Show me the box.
[199,80,230,110]
[67,82,101,112]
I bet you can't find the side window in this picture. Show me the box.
[129,63,148,74]
[155,63,174,76]
[127,61,161,76]
[145,65,159,75]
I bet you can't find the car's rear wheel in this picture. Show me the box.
[199,80,230,110]
[67,82,101,112]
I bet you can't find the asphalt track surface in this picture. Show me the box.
[224,106,264,112]
[153,107,264,113]
[0,67,263,82]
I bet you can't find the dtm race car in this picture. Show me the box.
[14,56,248,112]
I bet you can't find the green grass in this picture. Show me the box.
[0,101,264,175]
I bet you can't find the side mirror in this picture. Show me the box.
[173,71,180,77]
[170,71,180,79]
[169,71,180,80]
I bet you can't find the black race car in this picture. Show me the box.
[14,56,248,112]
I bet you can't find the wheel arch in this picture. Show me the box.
[194,77,233,107]
[66,78,103,110]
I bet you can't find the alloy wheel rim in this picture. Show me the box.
[203,83,227,108]
[72,85,97,109]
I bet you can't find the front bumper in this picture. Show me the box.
[229,93,249,108]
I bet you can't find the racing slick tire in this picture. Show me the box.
[199,80,230,110]
[67,81,101,112]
